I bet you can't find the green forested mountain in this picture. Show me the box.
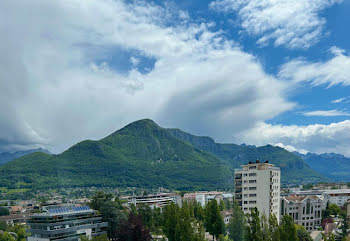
[167,129,327,184]
[0,119,327,191]
[0,119,231,190]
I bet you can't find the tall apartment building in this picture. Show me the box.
[234,161,281,222]
[281,195,322,231]
[27,206,108,241]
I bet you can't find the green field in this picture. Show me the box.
[0,187,31,194]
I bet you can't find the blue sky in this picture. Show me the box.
[0,0,350,156]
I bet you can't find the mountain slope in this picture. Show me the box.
[296,152,350,181]
[167,129,327,184]
[0,119,232,190]
[0,148,50,166]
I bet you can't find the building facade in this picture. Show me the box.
[126,193,182,208]
[27,206,108,241]
[281,195,322,231]
[234,161,281,222]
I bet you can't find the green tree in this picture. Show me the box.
[322,233,336,241]
[219,200,225,211]
[163,202,179,241]
[163,202,205,241]
[205,200,225,240]
[8,224,28,241]
[279,215,298,241]
[269,214,280,241]
[336,212,348,241]
[0,208,9,216]
[295,225,312,241]
[244,208,263,241]
[328,204,342,216]
[0,222,8,231]
[228,201,245,241]
[261,214,271,241]
[80,234,109,241]
[193,202,205,222]
[89,192,126,240]
[0,232,16,241]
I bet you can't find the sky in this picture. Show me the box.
[0,0,350,156]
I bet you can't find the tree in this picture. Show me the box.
[80,234,109,241]
[322,233,336,241]
[228,201,245,241]
[219,200,225,211]
[115,213,152,241]
[0,208,9,217]
[269,214,280,241]
[205,200,225,240]
[163,202,206,241]
[0,222,8,232]
[163,202,179,241]
[261,214,271,241]
[8,224,28,241]
[279,215,298,241]
[89,192,127,240]
[295,225,312,241]
[244,208,263,241]
[0,232,15,241]
[336,212,348,241]
[328,204,342,216]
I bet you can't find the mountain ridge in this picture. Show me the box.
[0,119,232,190]
[0,148,50,166]
[295,152,350,181]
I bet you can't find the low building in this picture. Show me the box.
[26,206,108,241]
[281,195,322,231]
[322,189,350,207]
[220,210,232,225]
[0,214,27,225]
[126,193,182,208]
[183,192,232,207]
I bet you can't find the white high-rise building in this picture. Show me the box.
[234,161,281,222]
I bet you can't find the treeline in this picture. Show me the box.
[88,192,334,241]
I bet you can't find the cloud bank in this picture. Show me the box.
[210,0,343,48]
[1,0,350,157]
[0,0,293,153]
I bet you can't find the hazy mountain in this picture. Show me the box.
[0,148,50,166]
[296,152,350,181]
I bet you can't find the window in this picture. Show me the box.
[249,173,256,176]
[249,194,256,197]
[249,201,256,204]
[249,180,256,183]
[249,187,256,190]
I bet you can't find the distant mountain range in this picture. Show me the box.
[295,152,350,182]
[167,129,327,184]
[0,119,328,191]
[0,148,50,166]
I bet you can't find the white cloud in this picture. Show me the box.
[303,110,350,117]
[332,97,347,104]
[279,47,350,86]
[130,57,140,66]
[236,120,350,157]
[274,143,308,154]
[210,0,342,48]
[0,0,294,153]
